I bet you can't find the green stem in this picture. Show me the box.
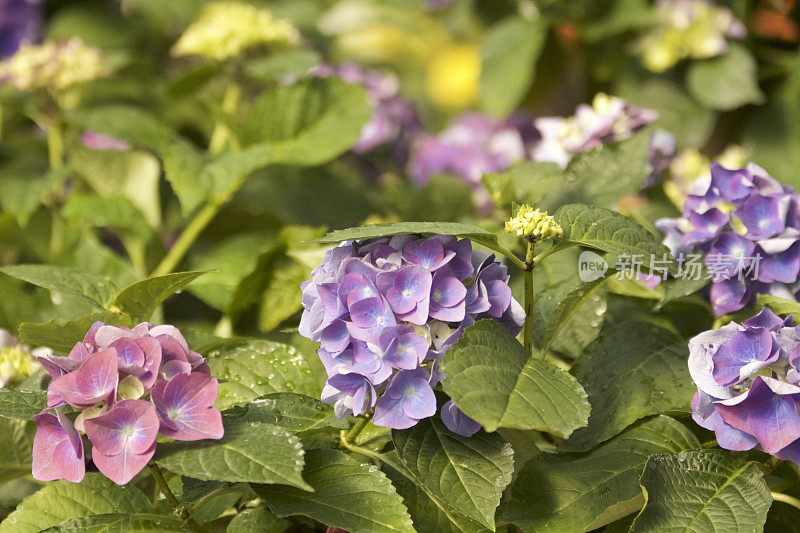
[487,242,527,271]
[149,463,204,533]
[772,492,800,511]
[343,415,371,445]
[208,82,241,154]
[151,174,249,277]
[187,483,250,516]
[523,242,535,357]
[46,118,64,170]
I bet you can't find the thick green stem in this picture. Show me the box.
[343,415,371,445]
[149,463,204,533]
[46,118,64,170]
[151,175,249,277]
[772,492,800,511]
[208,82,241,154]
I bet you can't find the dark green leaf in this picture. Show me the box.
[0,419,35,483]
[630,450,771,532]
[18,311,130,353]
[0,265,118,310]
[0,389,47,420]
[565,322,693,451]
[0,474,151,533]
[441,320,590,435]
[316,222,500,253]
[393,417,513,530]
[500,416,699,532]
[221,393,347,432]
[226,508,289,533]
[153,422,311,490]
[204,337,323,408]
[554,204,671,260]
[538,276,608,353]
[114,271,206,323]
[756,294,800,319]
[255,448,415,533]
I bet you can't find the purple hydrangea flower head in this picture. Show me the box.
[688,309,800,462]
[657,162,800,315]
[373,368,437,430]
[150,372,224,441]
[300,234,524,430]
[310,62,420,159]
[33,321,223,484]
[32,409,84,483]
[0,0,41,58]
[84,399,159,485]
[440,400,481,437]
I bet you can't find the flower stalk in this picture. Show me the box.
[149,463,204,533]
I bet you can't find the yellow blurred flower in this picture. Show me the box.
[505,205,563,244]
[172,1,300,61]
[0,331,41,389]
[426,44,480,110]
[0,38,108,93]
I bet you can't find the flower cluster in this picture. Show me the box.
[0,38,108,92]
[0,0,41,58]
[409,113,533,211]
[33,322,223,485]
[531,93,658,168]
[299,235,524,434]
[0,329,44,388]
[656,162,800,315]
[504,205,563,244]
[689,308,800,464]
[309,63,420,159]
[172,1,300,61]
[636,0,746,72]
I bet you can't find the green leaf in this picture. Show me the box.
[554,204,671,260]
[113,271,206,323]
[479,16,546,117]
[393,417,514,530]
[381,451,487,533]
[565,322,694,451]
[153,422,311,490]
[221,393,347,432]
[500,416,700,532]
[0,474,151,533]
[62,194,153,238]
[160,139,209,217]
[482,161,564,210]
[258,257,308,331]
[0,419,35,483]
[18,311,129,353]
[538,275,608,353]
[255,448,415,533]
[687,45,764,111]
[226,509,289,533]
[630,450,771,532]
[0,265,117,311]
[440,320,590,435]
[0,389,47,420]
[315,222,499,250]
[45,514,131,532]
[205,337,324,408]
[67,106,171,151]
[756,294,800,318]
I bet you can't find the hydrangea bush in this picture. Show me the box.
[0,0,799,532]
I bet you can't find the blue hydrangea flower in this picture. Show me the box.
[657,163,800,315]
[689,308,800,461]
[300,234,524,431]
[440,400,481,437]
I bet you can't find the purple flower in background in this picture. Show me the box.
[441,400,481,436]
[688,308,800,463]
[0,0,40,58]
[408,113,528,212]
[80,132,132,151]
[85,399,159,485]
[310,62,420,160]
[373,368,437,430]
[657,162,800,315]
[530,93,657,168]
[32,410,84,483]
[300,234,524,430]
[32,321,223,485]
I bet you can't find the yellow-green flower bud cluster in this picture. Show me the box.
[172,1,300,61]
[0,39,108,93]
[505,205,563,243]
[0,331,41,388]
